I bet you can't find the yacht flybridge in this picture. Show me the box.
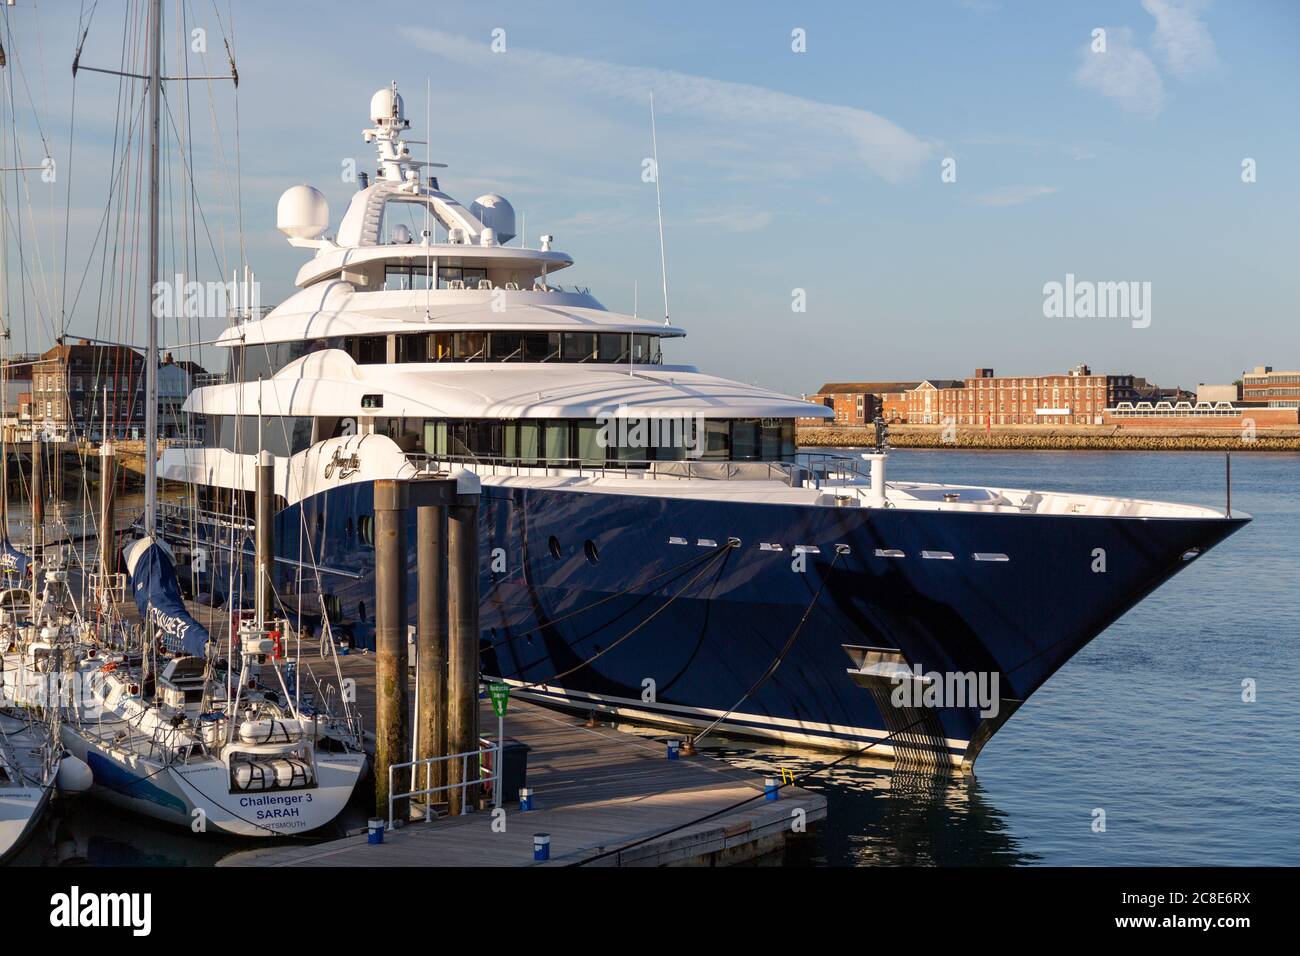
[160,85,1247,769]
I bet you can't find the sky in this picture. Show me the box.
[1,0,1296,397]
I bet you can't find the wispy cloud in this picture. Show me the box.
[403,28,935,183]
[970,185,1060,207]
[1142,0,1219,77]
[1074,27,1165,118]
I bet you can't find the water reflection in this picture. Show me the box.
[621,727,1038,867]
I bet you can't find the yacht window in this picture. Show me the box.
[731,419,760,461]
[632,334,653,364]
[561,332,596,362]
[575,421,604,465]
[384,263,434,291]
[598,333,626,363]
[518,421,541,464]
[544,420,569,462]
[438,267,487,290]
[395,333,431,363]
[523,332,561,362]
[490,332,523,362]
[454,332,488,360]
[760,419,783,460]
[345,336,387,365]
[432,333,454,361]
[702,420,731,460]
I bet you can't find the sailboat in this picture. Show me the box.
[48,0,366,837]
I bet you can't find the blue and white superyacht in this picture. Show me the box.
[159,86,1248,769]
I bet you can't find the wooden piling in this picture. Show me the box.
[373,479,410,822]
[446,478,481,815]
[416,497,449,794]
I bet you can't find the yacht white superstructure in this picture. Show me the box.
[157,85,1247,769]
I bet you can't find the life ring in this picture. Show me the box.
[100,661,118,672]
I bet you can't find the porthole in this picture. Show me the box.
[548,535,562,559]
[358,514,374,546]
[584,539,600,565]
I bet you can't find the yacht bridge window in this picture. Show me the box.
[224,331,669,381]
[374,416,796,464]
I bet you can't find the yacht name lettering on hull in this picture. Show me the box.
[324,448,361,479]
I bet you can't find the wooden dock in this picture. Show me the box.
[222,654,826,867]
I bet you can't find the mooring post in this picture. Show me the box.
[446,470,481,815]
[374,479,411,824]
[99,441,117,590]
[254,450,274,628]
[416,492,450,798]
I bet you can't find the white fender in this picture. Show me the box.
[56,754,94,794]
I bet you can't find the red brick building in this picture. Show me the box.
[953,365,1138,426]
[800,381,921,426]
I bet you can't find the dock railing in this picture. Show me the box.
[387,739,501,830]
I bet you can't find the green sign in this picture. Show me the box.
[488,682,511,717]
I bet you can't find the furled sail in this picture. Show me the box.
[124,535,210,656]
[0,538,29,579]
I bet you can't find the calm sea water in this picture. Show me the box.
[10,451,1299,865]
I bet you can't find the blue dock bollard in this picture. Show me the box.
[666,739,680,760]
[764,777,780,801]
[368,818,385,844]
[533,833,551,862]
[519,787,534,811]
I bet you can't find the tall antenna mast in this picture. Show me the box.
[649,93,669,327]
[144,0,161,537]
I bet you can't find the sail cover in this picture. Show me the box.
[124,535,210,656]
[0,538,29,578]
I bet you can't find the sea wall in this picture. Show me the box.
[798,424,1300,451]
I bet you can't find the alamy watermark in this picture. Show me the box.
[1042,272,1151,328]
[595,406,707,459]
[890,665,1001,718]
[152,273,261,320]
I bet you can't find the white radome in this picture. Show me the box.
[276,184,329,240]
[470,194,516,245]
[370,86,404,125]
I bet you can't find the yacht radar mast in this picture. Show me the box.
[364,82,446,185]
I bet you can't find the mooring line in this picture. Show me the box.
[514,541,737,691]
[689,549,843,745]
[569,711,935,867]
[481,542,733,655]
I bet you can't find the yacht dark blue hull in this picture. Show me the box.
[173,480,1246,767]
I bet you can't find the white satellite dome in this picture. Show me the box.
[370,86,405,126]
[470,194,516,245]
[277,184,329,240]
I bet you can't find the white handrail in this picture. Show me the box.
[386,740,501,829]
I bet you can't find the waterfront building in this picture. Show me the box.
[801,381,920,426]
[1240,366,1300,408]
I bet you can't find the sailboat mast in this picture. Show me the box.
[144,0,161,536]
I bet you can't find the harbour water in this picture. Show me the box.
[8,450,1298,866]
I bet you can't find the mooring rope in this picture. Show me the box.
[481,541,735,655]
[689,547,844,745]
[512,540,737,691]
[570,711,935,867]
